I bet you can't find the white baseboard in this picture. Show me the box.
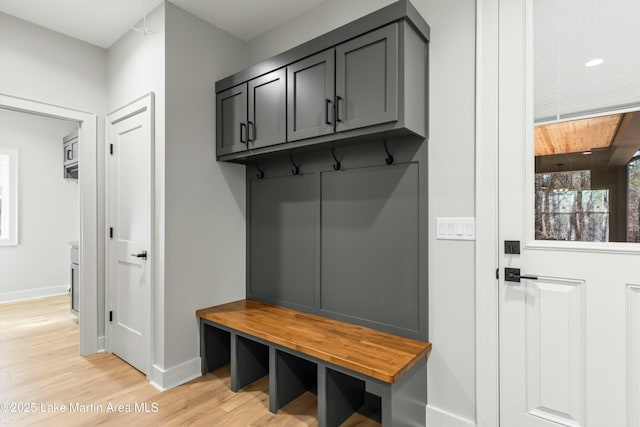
[0,285,69,303]
[426,405,476,427]
[149,357,201,392]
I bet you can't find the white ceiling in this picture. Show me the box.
[0,0,327,48]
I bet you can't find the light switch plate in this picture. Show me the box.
[436,217,475,240]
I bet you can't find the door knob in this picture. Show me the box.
[131,250,148,260]
[504,267,537,283]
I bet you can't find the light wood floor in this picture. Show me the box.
[0,295,379,426]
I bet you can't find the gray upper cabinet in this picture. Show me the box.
[335,23,398,132]
[216,83,248,156]
[287,24,399,143]
[248,69,287,149]
[287,49,336,142]
[214,0,429,161]
[217,69,287,155]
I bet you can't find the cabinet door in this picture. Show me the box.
[248,69,286,149]
[71,140,78,162]
[63,140,76,167]
[287,49,335,142]
[216,83,248,156]
[71,264,79,313]
[335,23,398,132]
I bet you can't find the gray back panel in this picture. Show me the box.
[247,138,427,340]
[320,164,419,332]
[249,174,317,307]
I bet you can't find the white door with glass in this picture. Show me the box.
[106,94,154,375]
[499,1,640,426]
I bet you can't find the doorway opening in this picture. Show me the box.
[0,93,99,355]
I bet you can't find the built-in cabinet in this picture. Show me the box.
[217,68,287,156]
[215,3,429,162]
[209,3,430,424]
[63,129,79,179]
[287,24,398,140]
[70,243,79,315]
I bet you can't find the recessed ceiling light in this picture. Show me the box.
[585,58,604,67]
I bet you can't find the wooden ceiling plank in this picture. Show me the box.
[535,113,622,156]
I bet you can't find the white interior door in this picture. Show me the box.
[498,1,640,427]
[107,94,154,375]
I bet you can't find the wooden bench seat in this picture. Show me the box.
[197,299,432,426]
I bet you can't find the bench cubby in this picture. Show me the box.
[233,335,269,392]
[326,368,382,425]
[201,323,230,373]
[271,349,318,413]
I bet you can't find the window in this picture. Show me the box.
[0,147,18,246]
[533,0,640,244]
[535,170,610,241]
[534,116,640,242]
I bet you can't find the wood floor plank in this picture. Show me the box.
[0,295,379,426]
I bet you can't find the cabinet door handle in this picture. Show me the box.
[336,95,343,123]
[240,123,247,144]
[66,149,73,160]
[325,99,332,125]
[247,121,255,143]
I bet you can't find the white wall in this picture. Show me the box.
[162,2,247,382]
[106,2,167,370]
[0,109,78,302]
[106,2,248,388]
[419,1,476,424]
[247,1,477,425]
[0,13,107,113]
[107,6,165,112]
[247,0,393,63]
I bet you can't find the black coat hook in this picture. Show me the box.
[383,140,394,165]
[290,155,300,175]
[330,149,341,170]
[256,161,264,179]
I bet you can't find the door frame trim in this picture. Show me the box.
[475,0,500,425]
[0,92,99,356]
[105,92,155,376]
